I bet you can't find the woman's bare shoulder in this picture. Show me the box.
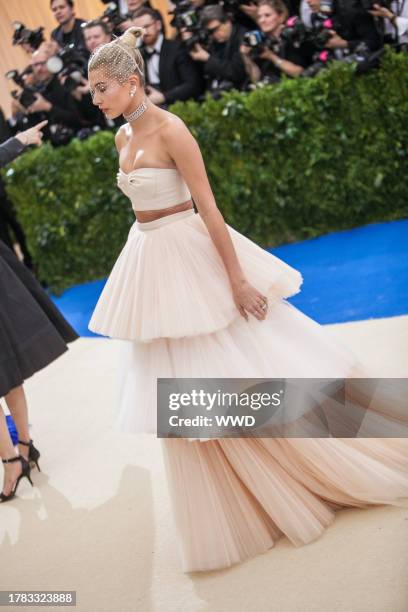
[159,110,190,141]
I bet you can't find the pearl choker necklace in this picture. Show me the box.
[123,99,148,123]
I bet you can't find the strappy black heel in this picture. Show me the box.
[0,455,33,503]
[18,439,41,472]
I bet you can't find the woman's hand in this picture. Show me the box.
[232,279,268,321]
[240,43,253,56]
[259,48,275,61]
[15,120,48,147]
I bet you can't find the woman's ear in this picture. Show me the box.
[128,74,142,91]
[127,75,138,97]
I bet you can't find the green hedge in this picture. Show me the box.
[3,48,408,293]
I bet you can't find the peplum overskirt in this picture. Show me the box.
[88,210,303,342]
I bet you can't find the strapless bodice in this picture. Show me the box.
[116,167,192,211]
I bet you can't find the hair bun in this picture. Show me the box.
[119,26,145,48]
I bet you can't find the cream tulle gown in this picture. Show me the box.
[89,165,408,572]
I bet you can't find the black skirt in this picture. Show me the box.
[0,240,78,397]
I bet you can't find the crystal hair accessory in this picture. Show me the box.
[116,41,145,77]
[88,37,145,80]
[123,98,148,123]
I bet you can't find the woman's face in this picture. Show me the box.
[257,5,285,34]
[89,68,137,119]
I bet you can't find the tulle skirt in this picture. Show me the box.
[89,209,408,572]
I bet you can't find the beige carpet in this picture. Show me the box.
[1,315,407,612]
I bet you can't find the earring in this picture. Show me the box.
[130,87,137,97]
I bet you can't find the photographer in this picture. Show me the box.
[7,61,40,134]
[132,7,204,105]
[14,47,83,137]
[96,0,155,37]
[320,0,383,53]
[11,22,46,56]
[240,0,310,85]
[116,0,154,32]
[50,0,89,59]
[189,5,248,94]
[369,1,408,46]
[83,19,113,53]
[172,0,206,51]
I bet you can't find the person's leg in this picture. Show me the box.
[0,403,21,497]
[4,386,30,461]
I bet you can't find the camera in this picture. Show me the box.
[169,0,201,30]
[184,28,211,51]
[100,2,129,29]
[169,1,211,51]
[47,44,88,93]
[242,30,281,57]
[310,13,334,48]
[12,21,45,50]
[281,15,332,51]
[280,16,309,48]
[5,68,39,108]
[47,123,75,147]
[341,41,384,73]
[301,49,331,77]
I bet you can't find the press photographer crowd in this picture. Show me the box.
[2,0,407,147]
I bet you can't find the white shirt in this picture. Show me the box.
[300,0,313,27]
[384,0,408,43]
[145,33,164,85]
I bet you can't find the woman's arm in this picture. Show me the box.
[161,115,268,321]
[0,138,26,168]
[240,45,262,83]
[260,49,304,77]
[0,120,48,168]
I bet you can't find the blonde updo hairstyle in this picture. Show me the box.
[88,26,146,88]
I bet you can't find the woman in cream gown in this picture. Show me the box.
[87,26,408,572]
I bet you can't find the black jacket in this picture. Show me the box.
[51,18,89,59]
[332,0,383,51]
[142,38,204,105]
[39,75,82,130]
[0,137,26,169]
[203,24,248,89]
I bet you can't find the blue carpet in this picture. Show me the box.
[51,219,408,337]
